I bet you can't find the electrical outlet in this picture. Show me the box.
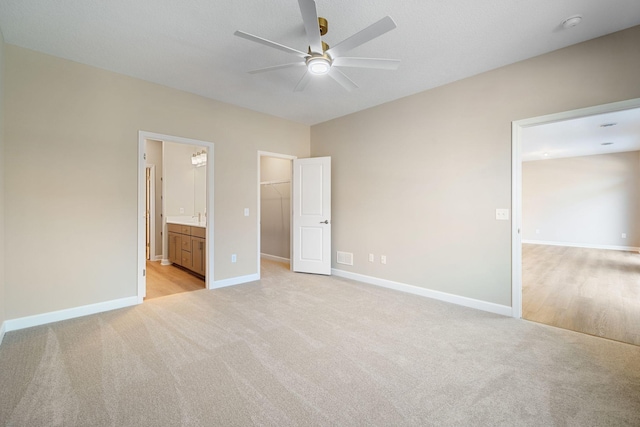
[244,208,249,217]
[536,229,540,234]
[179,207,184,214]
[495,208,509,220]
[369,253,374,263]
[622,233,627,239]
[231,254,237,263]
[381,255,387,265]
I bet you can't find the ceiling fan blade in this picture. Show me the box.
[294,72,312,92]
[326,16,397,58]
[298,0,323,54]
[332,57,400,70]
[249,62,305,74]
[328,68,358,91]
[234,30,308,58]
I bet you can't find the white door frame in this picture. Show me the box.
[138,131,215,303]
[146,164,157,261]
[511,98,640,318]
[257,151,297,278]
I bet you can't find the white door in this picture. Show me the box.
[292,157,331,275]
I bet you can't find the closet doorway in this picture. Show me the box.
[258,152,296,274]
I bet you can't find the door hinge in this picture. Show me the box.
[143,269,146,277]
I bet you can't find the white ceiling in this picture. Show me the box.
[522,108,640,162]
[0,0,639,125]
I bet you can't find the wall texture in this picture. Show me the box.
[311,26,640,307]
[0,30,5,335]
[4,45,309,319]
[260,156,292,259]
[523,152,640,247]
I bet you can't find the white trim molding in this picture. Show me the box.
[0,321,6,345]
[4,296,139,333]
[212,273,260,289]
[260,253,290,263]
[523,240,640,252]
[332,269,512,317]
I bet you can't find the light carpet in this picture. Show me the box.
[1,260,639,426]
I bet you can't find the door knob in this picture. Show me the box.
[320,220,329,224]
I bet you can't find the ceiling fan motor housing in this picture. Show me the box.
[308,41,330,55]
[318,17,328,35]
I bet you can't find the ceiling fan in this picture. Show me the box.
[234,0,400,92]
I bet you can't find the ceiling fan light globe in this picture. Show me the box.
[307,57,331,75]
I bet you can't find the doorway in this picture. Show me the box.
[258,152,296,276]
[511,98,640,345]
[138,131,215,303]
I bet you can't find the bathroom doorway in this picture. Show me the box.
[138,131,214,303]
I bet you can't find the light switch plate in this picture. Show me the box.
[496,208,509,220]
[244,208,249,217]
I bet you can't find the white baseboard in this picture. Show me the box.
[523,240,640,252]
[153,255,163,262]
[4,296,139,333]
[0,321,6,346]
[212,273,260,289]
[160,258,172,266]
[260,253,290,263]
[332,269,512,317]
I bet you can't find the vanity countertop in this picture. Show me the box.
[166,216,206,228]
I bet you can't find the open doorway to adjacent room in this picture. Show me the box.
[258,152,295,276]
[512,99,640,346]
[138,132,214,302]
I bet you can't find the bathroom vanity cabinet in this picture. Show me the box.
[167,224,206,278]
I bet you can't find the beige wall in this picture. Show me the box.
[260,156,291,259]
[4,45,309,319]
[523,152,640,247]
[311,26,640,306]
[0,30,5,332]
[163,142,204,218]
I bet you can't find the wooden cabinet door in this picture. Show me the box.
[191,237,206,277]
[181,250,192,269]
[168,232,181,265]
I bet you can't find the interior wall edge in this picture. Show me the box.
[3,296,139,333]
[332,269,513,317]
[211,273,260,289]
